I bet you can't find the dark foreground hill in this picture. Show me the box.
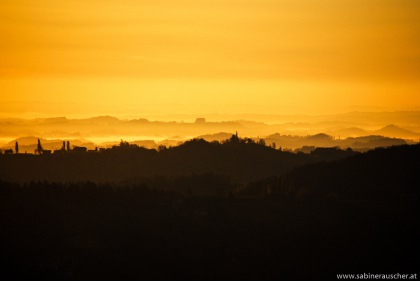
[242,144,420,201]
[1,143,419,280]
[1,181,418,281]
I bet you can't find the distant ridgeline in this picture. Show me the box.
[0,132,414,154]
[0,136,419,201]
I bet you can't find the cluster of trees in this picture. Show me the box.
[6,139,74,155]
[36,139,82,154]
[0,141,19,155]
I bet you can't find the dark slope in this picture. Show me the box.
[247,144,420,200]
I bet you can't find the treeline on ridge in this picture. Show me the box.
[0,136,357,183]
[1,144,419,201]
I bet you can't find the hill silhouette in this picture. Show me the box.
[243,144,420,201]
[328,126,368,137]
[0,137,357,184]
[375,124,420,138]
[86,115,120,123]
[1,112,420,143]
[1,142,419,280]
[2,132,411,153]
[264,133,409,151]
[196,132,234,142]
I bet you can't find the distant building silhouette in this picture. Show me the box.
[72,146,87,153]
[195,118,206,124]
[230,131,239,143]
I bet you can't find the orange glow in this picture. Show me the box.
[1,0,419,118]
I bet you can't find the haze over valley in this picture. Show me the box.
[1,111,419,153]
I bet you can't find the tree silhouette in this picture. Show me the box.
[158,145,167,151]
[120,140,129,147]
[35,139,43,154]
[15,141,19,154]
[66,141,70,151]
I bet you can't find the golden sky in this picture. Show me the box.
[1,0,419,118]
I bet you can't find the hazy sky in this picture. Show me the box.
[1,0,419,118]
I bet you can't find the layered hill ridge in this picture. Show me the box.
[1,112,420,145]
[0,133,413,153]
